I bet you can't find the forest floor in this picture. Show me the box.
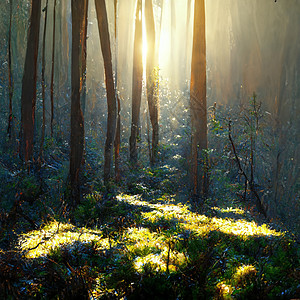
[0,143,300,299]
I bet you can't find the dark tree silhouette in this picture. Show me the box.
[70,0,88,205]
[50,0,57,137]
[114,0,121,181]
[95,0,117,183]
[81,0,88,115]
[20,0,41,163]
[7,0,14,139]
[38,0,49,161]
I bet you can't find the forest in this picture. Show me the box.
[0,0,299,299]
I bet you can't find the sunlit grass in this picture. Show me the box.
[21,195,283,258]
[20,220,106,258]
[216,281,233,298]
[134,253,165,272]
[212,206,246,215]
[234,264,257,286]
[13,190,298,299]
[125,226,186,273]
[118,194,282,238]
[116,194,283,274]
[126,227,163,253]
[20,194,283,261]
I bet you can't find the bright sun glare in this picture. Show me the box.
[142,38,148,67]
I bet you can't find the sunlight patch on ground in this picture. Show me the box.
[215,264,257,298]
[20,194,283,262]
[20,221,105,258]
[126,227,186,273]
[234,264,257,284]
[117,194,283,238]
[115,193,284,274]
[210,217,281,237]
[134,253,164,272]
[212,206,246,215]
[133,251,186,274]
[126,227,164,253]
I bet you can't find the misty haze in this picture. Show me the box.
[0,0,299,298]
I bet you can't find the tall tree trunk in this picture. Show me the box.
[190,0,207,196]
[115,96,121,180]
[70,0,87,205]
[81,0,89,116]
[50,0,57,137]
[129,0,143,162]
[7,0,14,139]
[184,0,192,88]
[145,0,159,165]
[95,0,117,183]
[38,0,49,161]
[114,0,121,181]
[170,0,177,88]
[20,0,41,163]
[55,0,69,137]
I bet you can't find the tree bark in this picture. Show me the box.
[95,0,117,183]
[81,0,89,116]
[7,0,14,140]
[145,0,159,164]
[114,0,121,181]
[53,0,69,135]
[130,0,143,162]
[70,0,87,205]
[20,0,41,163]
[190,0,208,196]
[38,0,49,161]
[50,0,57,137]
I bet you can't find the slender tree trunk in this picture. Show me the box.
[114,0,121,181]
[157,0,163,57]
[81,0,89,116]
[184,0,192,88]
[50,0,57,137]
[145,0,159,164]
[70,0,87,205]
[38,0,49,161]
[130,0,143,162]
[20,0,41,163]
[56,0,69,132]
[115,96,121,180]
[190,0,208,196]
[7,0,14,139]
[95,0,117,183]
[170,0,177,88]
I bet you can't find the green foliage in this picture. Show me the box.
[0,98,299,299]
[2,178,296,299]
[73,192,102,226]
[19,174,40,200]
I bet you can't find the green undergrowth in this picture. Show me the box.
[0,152,299,299]
[1,164,299,300]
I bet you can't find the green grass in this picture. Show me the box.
[4,186,297,299]
[0,147,299,299]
